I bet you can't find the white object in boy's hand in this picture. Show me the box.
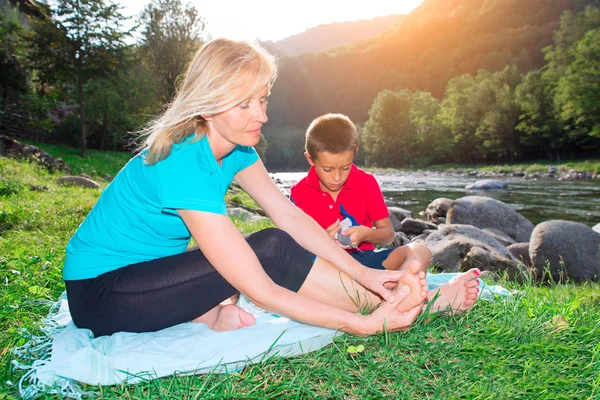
[335,217,363,252]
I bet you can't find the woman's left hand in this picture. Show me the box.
[356,266,404,303]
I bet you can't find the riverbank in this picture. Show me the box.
[364,159,600,180]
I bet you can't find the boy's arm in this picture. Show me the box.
[340,172,394,247]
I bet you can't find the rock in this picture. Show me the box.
[512,171,525,177]
[389,212,402,232]
[391,231,411,248]
[388,207,412,222]
[0,135,71,173]
[424,224,528,281]
[530,220,600,282]
[507,243,531,267]
[385,199,398,206]
[411,234,429,243]
[482,228,517,246]
[399,218,433,235]
[447,196,534,242]
[228,207,269,224]
[465,179,507,190]
[593,223,600,233]
[425,198,454,222]
[57,176,101,189]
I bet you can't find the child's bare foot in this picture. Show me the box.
[393,261,429,312]
[428,268,481,315]
[193,304,256,332]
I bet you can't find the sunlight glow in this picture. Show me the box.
[121,0,425,42]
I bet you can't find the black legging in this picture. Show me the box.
[65,228,315,337]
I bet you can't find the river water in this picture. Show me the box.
[271,171,600,227]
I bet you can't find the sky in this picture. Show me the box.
[119,0,425,42]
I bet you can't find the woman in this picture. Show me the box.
[64,39,476,337]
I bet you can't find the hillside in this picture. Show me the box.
[261,15,404,57]
[266,0,589,129]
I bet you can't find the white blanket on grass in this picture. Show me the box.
[12,273,512,399]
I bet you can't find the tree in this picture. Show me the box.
[408,91,445,164]
[515,70,563,158]
[139,0,205,103]
[0,11,29,117]
[84,49,161,150]
[39,0,131,156]
[438,74,481,162]
[554,28,600,149]
[474,66,523,161]
[362,89,414,167]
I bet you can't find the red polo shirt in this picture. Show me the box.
[290,164,390,252]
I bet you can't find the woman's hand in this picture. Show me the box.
[358,285,424,335]
[356,266,405,303]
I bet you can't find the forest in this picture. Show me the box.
[1,0,599,170]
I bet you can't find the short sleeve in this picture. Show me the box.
[365,174,390,222]
[157,146,227,216]
[233,145,259,172]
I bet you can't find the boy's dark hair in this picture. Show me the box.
[305,113,359,160]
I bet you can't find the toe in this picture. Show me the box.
[465,280,480,288]
[465,268,481,280]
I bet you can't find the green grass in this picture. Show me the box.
[1,144,599,399]
[22,140,134,178]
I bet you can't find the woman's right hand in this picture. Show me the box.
[359,285,424,335]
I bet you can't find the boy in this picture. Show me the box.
[290,113,431,273]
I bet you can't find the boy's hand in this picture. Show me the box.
[325,219,341,240]
[340,225,369,248]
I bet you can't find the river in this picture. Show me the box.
[271,171,600,227]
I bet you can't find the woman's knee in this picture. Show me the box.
[246,228,297,259]
[247,228,313,289]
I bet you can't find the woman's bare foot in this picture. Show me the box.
[192,304,257,332]
[428,268,481,315]
[393,261,429,312]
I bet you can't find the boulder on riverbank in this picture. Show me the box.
[530,220,600,282]
[424,224,530,281]
[447,196,534,242]
[0,135,70,173]
[398,217,437,235]
[388,207,413,232]
[507,242,531,267]
[465,179,507,190]
[425,198,454,223]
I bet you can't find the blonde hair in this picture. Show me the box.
[138,38,278,165]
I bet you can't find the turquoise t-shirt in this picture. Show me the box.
[63,134,259,280]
